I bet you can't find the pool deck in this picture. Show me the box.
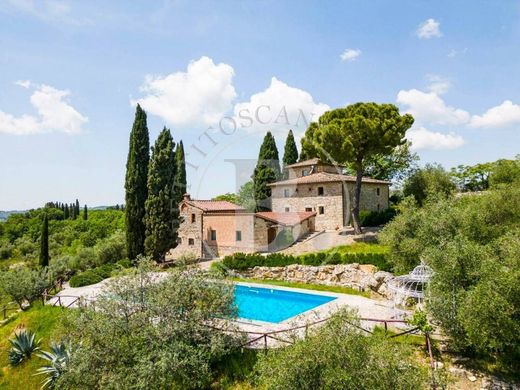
[233,282,408,341]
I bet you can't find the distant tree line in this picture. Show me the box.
[124,104,187,261]
[45,199,87,221]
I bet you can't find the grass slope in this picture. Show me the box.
[0,304,66,390]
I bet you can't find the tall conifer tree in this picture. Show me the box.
[83,204,88,220]
[64,204,70,219]
[282,129,299,178]
[144,128,177,260]
[125,104,150,260]
[253,131,281,211]
[173,140,187,205]
[39,215,49,267]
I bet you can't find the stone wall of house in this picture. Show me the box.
[271,181,389,230]
[204,213,258,258]
[242,263,395,299]
[167,202,203,260]
[272,182,346,230]
[287,164,340,179]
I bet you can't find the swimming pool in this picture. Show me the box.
[234,284,337,323]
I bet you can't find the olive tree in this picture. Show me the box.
[300,103,413,233]
[57,260,242,389]
[0,267,52,310]
[255,310,428,390]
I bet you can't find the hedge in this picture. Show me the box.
[69,263,116,287]
[221,251,391,272]
[359,207,397,227]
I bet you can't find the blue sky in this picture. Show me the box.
[1,0,520,209]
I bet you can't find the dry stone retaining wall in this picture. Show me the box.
[242,263,395,299]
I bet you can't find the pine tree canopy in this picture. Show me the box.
[125,104,150,259]
[144,127,177,261]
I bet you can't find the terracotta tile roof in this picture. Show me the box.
[285,158,346,169]
[186,200,245,212]
[255,211,316,226]
[285,158,322,168]
[268,172,391,186]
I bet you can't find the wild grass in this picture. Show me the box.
[0,303,66,390]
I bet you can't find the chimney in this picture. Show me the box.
[183,193,191,201]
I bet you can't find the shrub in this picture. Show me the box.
[9,330,40,366]
[116,258,132,269]
[95,231,126,265]
[93,264,116,278]
[69,247,97,272]
[56,261,242,389]
[359,207,397,227]
[255,310,428,390]
[0,241,14,259]
[68,270,104,288]
[221,250,391,272]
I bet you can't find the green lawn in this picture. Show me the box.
[322,242,389,255]
[0,303,67,390]
[232,277,370,298]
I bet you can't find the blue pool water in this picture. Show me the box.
[234,285,337,323]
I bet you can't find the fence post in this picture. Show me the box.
[264,334,268,353]
[425,333,436,390]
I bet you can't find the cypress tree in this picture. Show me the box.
[64,204,70,219]
[253,131,281,211]
[144,128,176,261]
[83,204,88,220]
[282,129,299,178]
[39,215,49,267]
[71,203,76,219]
[75,199,80,217]
[173,140,187,205]
[125,104,150,260]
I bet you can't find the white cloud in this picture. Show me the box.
[416,18,442,39]
[15,80,31,88]
[340,48,361,62]
[470,100,520,128]
[407,126,465,150]
[447,48,467,58]
[134,56,236,127]
[397,88,470,126]
[232,77,329,135]
[0,82,87,135]
[426,74,451,95]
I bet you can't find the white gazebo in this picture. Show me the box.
[389,263,434,310]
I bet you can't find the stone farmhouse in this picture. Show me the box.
[169,158,390,260]
[270,158,391,231]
